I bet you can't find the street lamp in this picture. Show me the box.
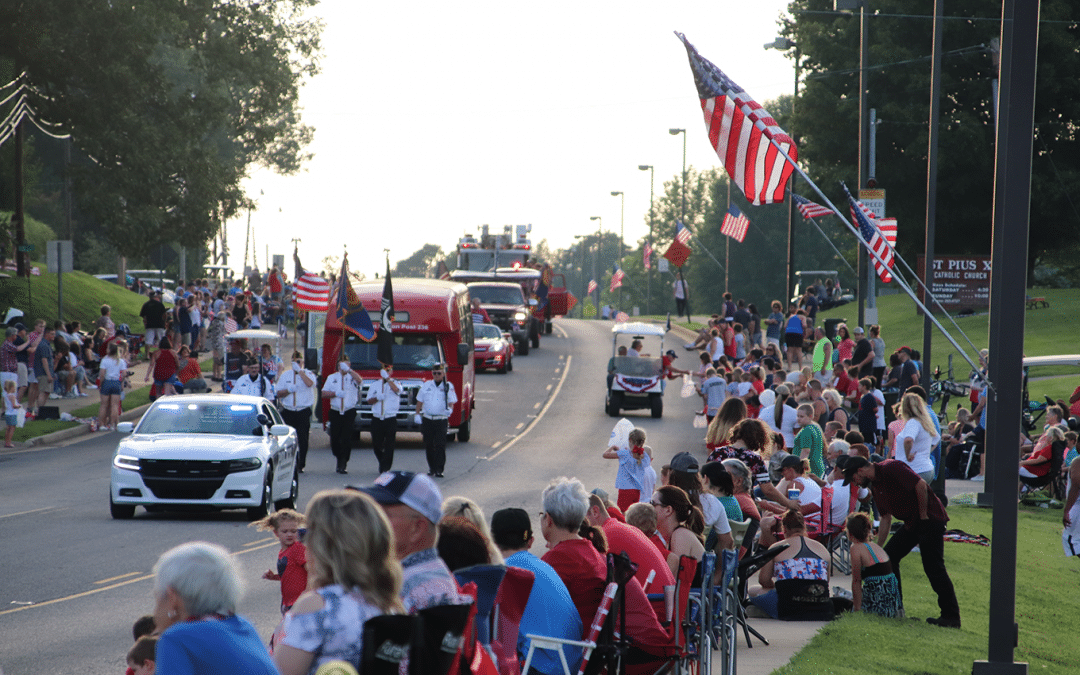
[639,164,654,314]
[590,216,602,316]
[835,0,870,328]
[610,191,625,312]
[669,129,687,226]
[574,234,588,318]
[765,36,801,309]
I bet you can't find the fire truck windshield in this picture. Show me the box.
[342,335,443,370]
[469,286,524,305]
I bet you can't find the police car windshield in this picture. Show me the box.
[138,402,262,435]
[343,335,443,370]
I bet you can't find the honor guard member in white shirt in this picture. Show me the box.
[321,353,363,474]
[231,354,276,399]
[415,364,458,478]
[366,362,402,473]
[276,351,316,473]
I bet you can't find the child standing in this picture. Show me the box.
[603,428,653,513]
[4,380,20,448]
[251,509,308,614]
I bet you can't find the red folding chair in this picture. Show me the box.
[491,566,535,675]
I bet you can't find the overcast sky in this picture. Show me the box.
[234,0,797,279]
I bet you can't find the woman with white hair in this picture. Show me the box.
[273,489,402,675]
[822,389,848,429]
[538,477,601,629]
[896,392,941,483]
[152,542,278,675]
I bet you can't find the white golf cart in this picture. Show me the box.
[606,322,666,418]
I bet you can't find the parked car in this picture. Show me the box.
[109,394,299,520]
[473,323,514,373]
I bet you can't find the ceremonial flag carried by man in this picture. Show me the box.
[792,193,834,220]
[643,241,653,270]
[843,183,897,283]
[610,265,625,292]
[377,260,395,365]
[677,33,797,206]
[336,254,376,341]
[720,204,749,243]
[294,249,331,311]
[663,222,693,267]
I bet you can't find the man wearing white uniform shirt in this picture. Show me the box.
[322,353,363,474]
[415,364,457,478]
[276,351,316,473]
[231,357,275,399]
[367,363,402,474]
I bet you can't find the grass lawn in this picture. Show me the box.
[2,268,161,328]
[776,504,1080,674]
[10,418,80,443]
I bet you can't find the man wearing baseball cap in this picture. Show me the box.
[842,456,961,628]
[490,508,582,675]
[356,471,461,612]
[661,349,689,380]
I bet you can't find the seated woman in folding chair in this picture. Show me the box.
[747,509,834,621]
[1019,426,1065,492]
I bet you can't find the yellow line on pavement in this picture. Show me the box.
[0,507,57,520]
[94,572,141,585]
[486,355,572,461]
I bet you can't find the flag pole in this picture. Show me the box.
[775,146,988,385]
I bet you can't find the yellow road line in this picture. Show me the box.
[94,572,141,585]
[486,355,572,461]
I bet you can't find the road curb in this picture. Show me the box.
[24,403,153,448]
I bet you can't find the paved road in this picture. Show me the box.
[1,318,732,674]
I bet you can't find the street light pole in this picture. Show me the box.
[590,216,602,317]
[611,190,625,312]
[639,165,655,315]
[765,36,801,306]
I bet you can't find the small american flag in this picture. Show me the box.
[664,222,692,267]
[843,183,896,283]
[294,250,331,311]
[643,241,653,270]
[720,204,749,243]
[792,193,834,220]
[587,279,598,295]
[610,267,625,292]
[675,221,692,245]
[615,311,629,323]
[677,33,797,206]
[224,315,238,334]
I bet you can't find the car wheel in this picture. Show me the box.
[607,392,623,417]
[455,417,471,443]
[517,339,529,356]
[110,495,136,520]
[247,471,273,521]
[650,394,663,419]
[275,469,298,511]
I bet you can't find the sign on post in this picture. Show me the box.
[47,240,74,320]
[916,255,992,312]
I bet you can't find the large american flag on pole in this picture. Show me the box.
[720,204,749,243]
[294,250,331,311]
[677,33,797,206]
[792,193,834,220]
[843,183,897,283]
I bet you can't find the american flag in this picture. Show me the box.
[843,184,896,283]
[615,311,629,323]
[643,241,653,270]
[224,314,238,334]
[610,266,625,292]
[663,222,692,267]
[677,33,797,206]
[587,279,598,295]
[720,204,749,243]
[294,250,331,311]
[792,193,834,220]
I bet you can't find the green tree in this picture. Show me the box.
[392,244,446,279]
[0,0,322,259]
[780,0,1080,283]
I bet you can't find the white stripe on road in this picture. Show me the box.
[484,355,572,461]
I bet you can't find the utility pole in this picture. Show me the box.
[639,165,655,315]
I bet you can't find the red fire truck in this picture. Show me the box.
[320,279,475,441]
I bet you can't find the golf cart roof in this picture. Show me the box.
[611,321,666,337]
[1022,355,1080,368]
